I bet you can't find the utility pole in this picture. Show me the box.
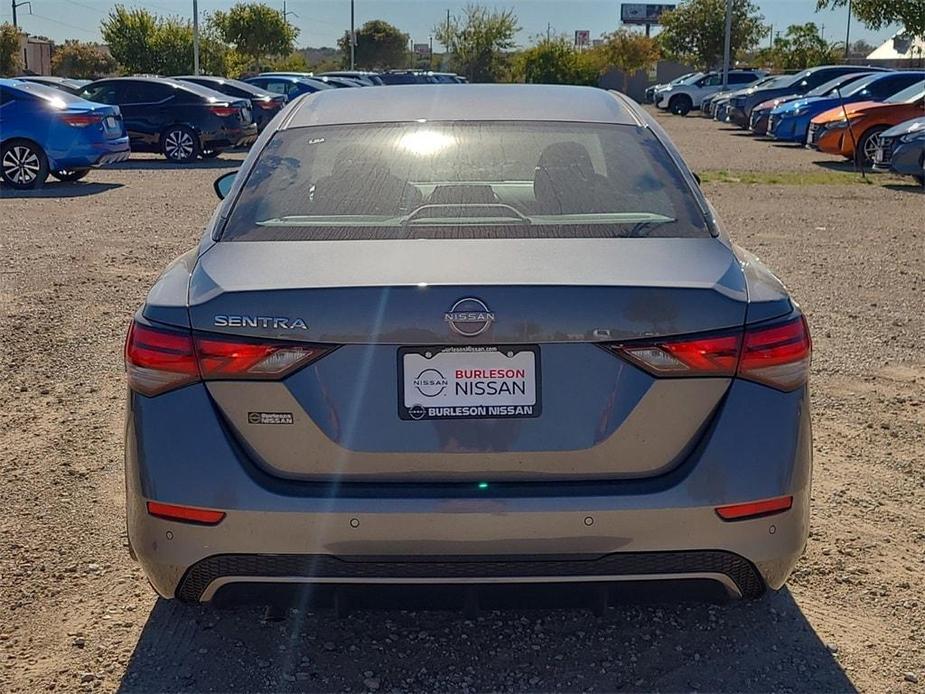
[721,0,732,88]
[192,0,200,75]
[844,0,852,59]
[546,22,551,42]
[350,0,356,70]
[12,0,32,28]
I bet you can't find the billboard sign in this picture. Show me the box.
[574,30,591,47]
[621,3,675,25]
[414,43,431,56]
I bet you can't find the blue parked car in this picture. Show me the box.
[768,71,925,144]
[243,75,333,99]
[0,78,129,189]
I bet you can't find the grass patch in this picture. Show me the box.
[699,169,885,185]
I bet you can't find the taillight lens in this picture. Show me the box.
[255,98,279,110]
[61,113,103,127]
[605,315,811,391]
[125,322,199,396]
[738,316,812,391]
[146,501,225,525]
[125,321,334,396]
[208,105,237,117]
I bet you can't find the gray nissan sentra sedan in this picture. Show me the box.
[124,84,812,603]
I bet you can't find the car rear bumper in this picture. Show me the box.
[201,123,258,151]
[49,137,130,170]
[126,379,813,602]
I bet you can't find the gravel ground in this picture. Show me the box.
[1,109,923,694]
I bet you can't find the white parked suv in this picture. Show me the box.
[656,70,766,115]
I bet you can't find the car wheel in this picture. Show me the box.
[669,95,692,116]
[1,139,49,189]
[161,125,200,163]
[854,126,887,169]
[200,149,221,159]
[51,168,90,182]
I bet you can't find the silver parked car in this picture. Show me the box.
[873,116,925,184]
[124,85,813,604]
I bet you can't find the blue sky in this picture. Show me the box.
[4,0,899,49]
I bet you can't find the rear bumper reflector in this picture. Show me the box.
[146,501,226,525]
[715,496,793,521]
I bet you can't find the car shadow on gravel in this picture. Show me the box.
[111,158,240,171]
[0,182,123,198]
[118,583,856,693]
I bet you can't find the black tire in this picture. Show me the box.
[854,125,887,169]
[161,125,200,163]
[669,95,692,116]
[1,139,49,189]
[51,168,90,182]
[200,149,221,159]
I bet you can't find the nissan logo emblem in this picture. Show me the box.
[444,297,495,337]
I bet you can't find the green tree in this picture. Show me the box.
[659,0,766,69]
[101,6,159,74]
[599,28,661,92]
[759,23,840,69]
[266,51,310,73]
[816,0,923,36]
[0,23,22,76]
[434,4,519,82]
[51,40,119,79]
[209,2,298,71]
[337,19,409,70]
[512,36,608,86]
[102,6,234,76]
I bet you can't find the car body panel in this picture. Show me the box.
[872,116,925,178]
[810,98,925,157]
[770,71,925,143]
[125,84,811,601]
[0,78,130,170]
[726,65,890,127]
[174,76,288,133]
[80,77,257,155]
[655,71,763,110]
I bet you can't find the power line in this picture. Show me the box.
[27,11,98,36]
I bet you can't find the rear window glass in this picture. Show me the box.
[221,121,709,241]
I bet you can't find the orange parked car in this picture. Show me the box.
[807,82,925,166]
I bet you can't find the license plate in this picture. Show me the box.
[399,346,540,421]
[241,108,252,123]
[104,116,118,129]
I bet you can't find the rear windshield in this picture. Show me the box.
[221,121,709,241]
[9,79,89,105]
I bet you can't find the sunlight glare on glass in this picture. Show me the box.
[398,129,456,157]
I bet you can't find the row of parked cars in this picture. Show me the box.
[0,70,467,189]
[648,65,925,183]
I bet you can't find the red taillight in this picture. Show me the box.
[605,315,811,391]
[208,105,237,117]
[715,495,793,521]
[125,321,334,396]
[255,99,279,110]
[618,333,740,377]
[146,501,225,525]
[61,113,103,127]
[738,316,812,391]
[194,335,329,379]
[125,322,199,396]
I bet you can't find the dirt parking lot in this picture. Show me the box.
[1,107,923,694]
